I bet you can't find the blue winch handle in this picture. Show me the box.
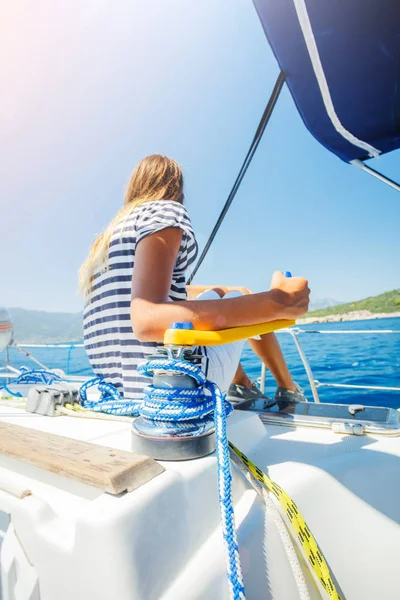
[283,271,292,278]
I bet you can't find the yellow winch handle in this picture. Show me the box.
[163,319,295,347]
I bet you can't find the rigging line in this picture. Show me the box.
[187,70,286,284]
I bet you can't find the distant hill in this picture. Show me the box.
[309,297,342,311]
[306,289,400,318]
[7,308,83,343]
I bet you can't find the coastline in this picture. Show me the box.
[298,310,400,325]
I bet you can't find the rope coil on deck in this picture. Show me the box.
[79,377,142,415]
[0,367,62,397]
[137,358,215,421]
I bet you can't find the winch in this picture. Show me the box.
[131,318,294,461]
[131,323,216,461]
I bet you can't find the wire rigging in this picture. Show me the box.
[188,71,286,284]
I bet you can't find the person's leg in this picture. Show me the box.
[231,363,252,387]
[193,289,299,398]
[244,332,308,403]
[197,290,274,398]
[228,332,307,403]
[247,333,296,391]
[194,289,245,393]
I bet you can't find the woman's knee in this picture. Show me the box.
[195,289,223,301]
[223,290,244,299]
[194,288,245,301]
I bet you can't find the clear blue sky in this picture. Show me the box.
[1,1,399,312]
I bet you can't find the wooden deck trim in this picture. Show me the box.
[0,422,164,495]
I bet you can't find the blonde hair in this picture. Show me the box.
[79,154,184,296]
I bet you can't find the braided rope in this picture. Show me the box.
[230,449,310,599]
[139,358,245,599]
[0,367,62,397]
[137,358,216,423]
[79,377,142,416]
[15,367,62,385]
[79,358,246,599]
[206,378,246,600]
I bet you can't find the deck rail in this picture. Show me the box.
[2,328,400,402]
[258,327,400,403]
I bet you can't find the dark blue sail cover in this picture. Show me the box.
[253,0,400,162]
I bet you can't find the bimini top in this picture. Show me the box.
[253,0,400,163]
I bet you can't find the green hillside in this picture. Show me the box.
[8,308,83,343]
[307,289,400,318]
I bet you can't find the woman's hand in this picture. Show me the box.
[269,271,310,319]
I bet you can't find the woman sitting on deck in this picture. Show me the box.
[79,155,310,405]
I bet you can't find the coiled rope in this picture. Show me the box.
[79,377,142,415]
[79,358,246,600]
[0,367,62,397]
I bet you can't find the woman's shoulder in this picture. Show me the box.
[114,200,195,246]
[141,199,189,215]
[134,200,192,224]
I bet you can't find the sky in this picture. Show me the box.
[1,0,399,313]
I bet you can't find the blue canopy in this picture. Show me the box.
[253,0,400,163]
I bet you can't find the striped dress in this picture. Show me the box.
[83,200,198,399]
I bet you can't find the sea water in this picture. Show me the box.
[1,317,399,410]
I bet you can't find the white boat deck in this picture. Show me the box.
[1,396,400,599]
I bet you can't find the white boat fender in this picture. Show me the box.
[0,307,13,351]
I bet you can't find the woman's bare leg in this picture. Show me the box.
[231,363,252,387]
[231,333,295,390]
[247,333,295,390]
[196,288,295,392]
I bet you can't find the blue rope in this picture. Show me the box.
[15,367,62,384]
[139,358,245,599]
[0,367,62,397]
[80,359,246,599]
[66,344,75,375]
[1,384,23,398]
[79,377,142,416]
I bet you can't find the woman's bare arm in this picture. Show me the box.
[130,228,310,342]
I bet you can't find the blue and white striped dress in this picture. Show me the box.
[83,200,198,400]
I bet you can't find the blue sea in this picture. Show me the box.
[2,317,400,410]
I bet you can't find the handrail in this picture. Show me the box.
[3,327,400,399]
[314,381,400,392]
[12,343,84,348]
[287,329,320,402]
[257,326,400,401]
[10,328,400,347]
[292,328,400,335]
